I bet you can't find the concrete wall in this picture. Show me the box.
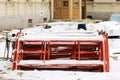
[87,0,120,21]
[94,0,116,2]
[1,0,120,31]
[0,0,50,31]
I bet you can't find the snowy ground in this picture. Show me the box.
[0,21,120,80]
[0,58,120,80]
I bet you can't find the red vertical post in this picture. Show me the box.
[105,33,110,72]
[78,41,80,60]
[47,41,50,60]
[43,41,46,63]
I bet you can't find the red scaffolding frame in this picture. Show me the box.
[12,30,109,72]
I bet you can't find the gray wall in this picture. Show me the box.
[0,15,48,31]
[87,12,113,21]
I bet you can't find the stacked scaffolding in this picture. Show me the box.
[12,30,109,72]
